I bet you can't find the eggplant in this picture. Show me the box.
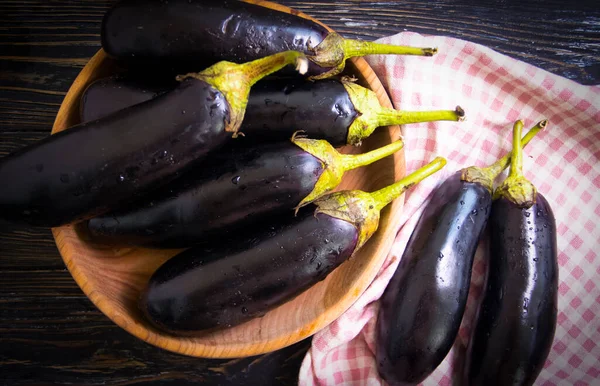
[0,51,307,226]
[81,75,464,146]
[79,74,175,122]
[140,157,447,334]
[463,120,558,386]
[86,137,405,248]
[375,120,547,386]
[102,0,437,79]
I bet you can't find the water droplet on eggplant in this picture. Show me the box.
[241,307,248,314]
[460,200,465,205]
[231,176,241,184]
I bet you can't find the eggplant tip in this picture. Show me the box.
[456,105,466,120]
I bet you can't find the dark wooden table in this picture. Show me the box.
[1,1,598,385]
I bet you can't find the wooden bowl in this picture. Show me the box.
[51,0,406,358]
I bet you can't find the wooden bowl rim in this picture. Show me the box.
[50,0,405,358]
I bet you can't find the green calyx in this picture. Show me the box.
[312,156,446,251]
[461,119,547,194]
[342,79,465,146]
[176,51,308,137]
[292,133,405,209]
[307,32,437,80]
[493,120,544,207]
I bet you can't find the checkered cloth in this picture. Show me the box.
[299,32,600,385]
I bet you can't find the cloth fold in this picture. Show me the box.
[299,32,600,386]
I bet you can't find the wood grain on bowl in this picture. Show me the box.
[50,0,406,358]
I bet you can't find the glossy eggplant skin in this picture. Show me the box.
[0,78,229,227]
[81,76,356,146]
[241,78,355,145]
[376,172,491,386]
[86,142,323,248]
[140,207,358,333]
[102,0,328,75]
[463,193,558,386]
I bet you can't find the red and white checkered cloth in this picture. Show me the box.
[299,32,600,385]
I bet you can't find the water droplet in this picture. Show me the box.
[533,257,538,261]
[543,223,548,228]
[316,262,322,269]
[537,210,542,216]
[181,110,186,114]
[241,307,248,314]
[324,238,330,243]
[60,174,70,183]
[523,297,529,311]
[231,176,241,184]
[117,174,125,182]
[438,252,444,259]
[525,212,531,217]
[471,209,478,215]
[460,200,465,205]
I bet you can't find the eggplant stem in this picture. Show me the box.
[370,157,447,211]
[375,106,465,127]
[461,120,547,193]
[342,79,464,146]
[510,120,525,177]
[312,156,445,252]
[293,139,404,208]
[238,51,308,86]
[484,119,547,178]
[339,140,404,171]
[308,33,437,80]
[343,38,437,58]
[492,120,540,206]
[178,51,307,135]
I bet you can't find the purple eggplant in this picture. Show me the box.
[375,120,547,386]
[102,0,437,79]
[463,120,558,386]
[85,137,405,248]
[79,74,176,123]
[0,51,307,226]
[80,75,464,146]
[140,157,447,334]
